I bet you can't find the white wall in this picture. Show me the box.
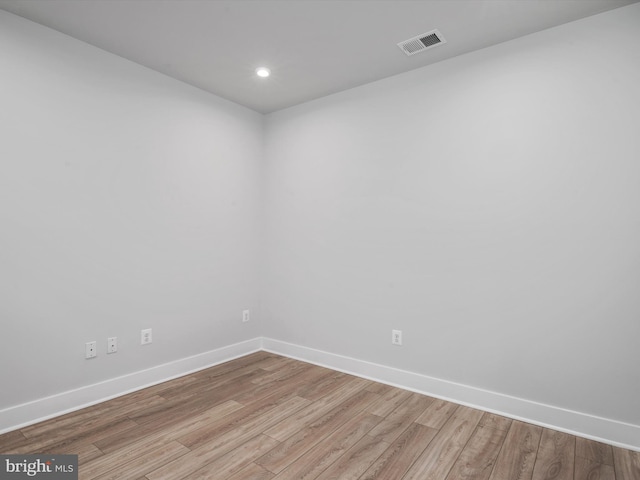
[0,11,263,410]
[263,1,640,431]
[2,3,639,449]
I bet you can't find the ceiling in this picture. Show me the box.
[1,0,637,114]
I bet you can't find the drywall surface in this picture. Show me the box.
[263,3,640,427]
[0,10,263,409]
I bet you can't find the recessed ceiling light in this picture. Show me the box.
[256,67,271,78]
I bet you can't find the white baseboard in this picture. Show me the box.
[262,337,640,452]
[0,338,262,434]
[3,336,638,452]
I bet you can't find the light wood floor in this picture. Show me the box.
[1,352,639,479]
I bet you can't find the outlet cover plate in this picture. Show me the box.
[392,330,402,346]
[141,328,152,345]
[107,337,117,354]
[85,341,97,359]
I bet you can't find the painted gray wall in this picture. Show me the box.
[0,11,263,409]
[262,4,640,426]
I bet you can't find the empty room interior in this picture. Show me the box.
[1,0,639,478]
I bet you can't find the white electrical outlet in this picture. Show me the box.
[392,330,402,346]
[85,341,97,359]
[242,309,250,323]
[141,328,152,345]
[107,337,117,354]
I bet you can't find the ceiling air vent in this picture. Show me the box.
[398,29,445,56]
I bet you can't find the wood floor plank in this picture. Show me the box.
[531,429,575,480]
[367,392,433,443]
[574,456,615,480]
[0,426,105,461]
[256,389,380,473]
[446,425,509,480]
[81,433,173,479]
[10,417,139,455]
[92,440,189,480]
[155,355,282,404]
[147,396,309,480]
[365,387,412,417]
[402,405,484,480]
[271,412,383,480]
[576,437,614,466]
[0,429,28,451]
[127,382,245,427]
[488,420,542,480]
[177,393,307,450]
[414,398,459,429]
[226,463,275,480]
[233,363,333,407]
[612,446,640,480]
[95,399,243,454]
[359,423,437,480]
[182,434,280,480]
[313,434,390,480]
[40,442,104,464]
[84,399,240,474]
[260,356,297,372]
[202,351,278,377]
[365,382,394,395]
[251,360,318,386]
[478,412,513,432]
[154,363,266,401]
[295,371,354,402]
[186,351,275,383]
[263,377,370,442]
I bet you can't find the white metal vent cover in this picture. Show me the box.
[398,29,446,56]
